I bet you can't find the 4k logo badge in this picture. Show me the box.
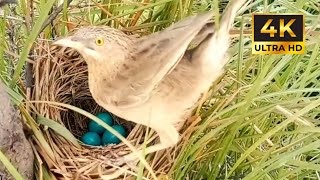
[252,14,305,54]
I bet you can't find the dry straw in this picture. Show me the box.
[30,37,204,179]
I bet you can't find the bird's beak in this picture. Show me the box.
[53,36,100,60]
[52,36,84,50]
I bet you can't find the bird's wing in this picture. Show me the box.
[113,11,214,108]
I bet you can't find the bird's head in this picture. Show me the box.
[53,26,132,66]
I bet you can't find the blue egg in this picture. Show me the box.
[88,112,113,134]
[102,125,127,145]
[80,132,102,146]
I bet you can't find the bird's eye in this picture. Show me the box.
[95,38,104,46]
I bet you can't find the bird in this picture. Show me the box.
[53,0,247,171]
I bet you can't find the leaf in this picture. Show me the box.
[37,116,81,148]
[0,149,24,180]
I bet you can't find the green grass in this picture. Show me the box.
[0,0,319,179]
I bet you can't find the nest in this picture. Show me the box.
[30,40,191,179]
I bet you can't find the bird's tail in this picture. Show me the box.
[218,0,248,37]
[190,0,248,70]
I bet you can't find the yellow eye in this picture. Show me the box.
[95,38,104,46]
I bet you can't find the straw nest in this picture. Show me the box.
[30,38,199,179]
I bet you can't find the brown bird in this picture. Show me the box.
[54,0,247,169]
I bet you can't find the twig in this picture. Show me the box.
[25,53,33,88]
[25,0,33,89]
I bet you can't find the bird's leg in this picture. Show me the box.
[114,124,179,166]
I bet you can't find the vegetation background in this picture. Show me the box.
[0,0,320,179]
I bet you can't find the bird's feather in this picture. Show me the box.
[113,11,214,107]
